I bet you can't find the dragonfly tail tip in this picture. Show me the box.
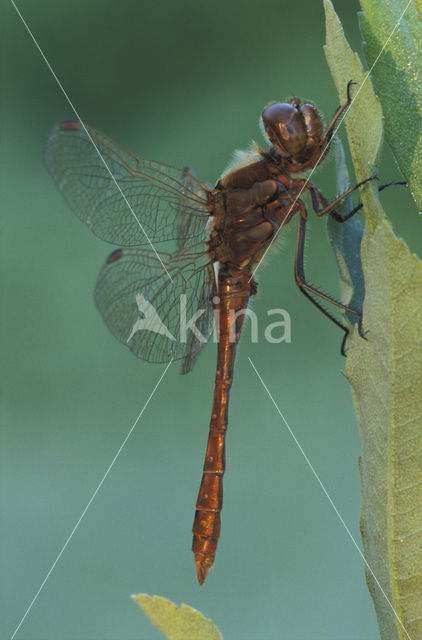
[195,554,214,585]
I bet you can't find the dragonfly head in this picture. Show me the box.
[261,98,323,163]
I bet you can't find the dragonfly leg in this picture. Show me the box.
[307,176,377,219]
[307,180,407,222]
[294,201,361,354]
[319,80,356,150]
[306,80,355,166]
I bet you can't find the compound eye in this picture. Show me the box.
[261,103,307,156]
[301,104,323,142]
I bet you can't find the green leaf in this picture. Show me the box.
[359,0,422,212]
[326,138,365,324]
[346,222,422,640]
[324,3,422,639]
[323,0,384,233]
[132,594,222,640]
[415,0,422,21]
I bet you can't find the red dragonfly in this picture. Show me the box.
[45,82,373,584]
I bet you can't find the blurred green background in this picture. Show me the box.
[1,1,420,639]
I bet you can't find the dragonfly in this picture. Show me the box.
[45,81,378,585]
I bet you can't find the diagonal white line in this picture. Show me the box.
[9,0,173,283]
[248,356,413,640]
[9,360,173,640]
[250,0,413,281]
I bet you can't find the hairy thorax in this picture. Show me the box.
[207,150,303,268]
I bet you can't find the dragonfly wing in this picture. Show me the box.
[180,264,216,374]
[175,167,208,252]
[45,121,211,246]
[95,247,215,365]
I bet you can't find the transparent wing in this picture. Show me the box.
[180,275,216,374]
[176,166,203,252]
[95,246,215,365]
[45,121,211,247]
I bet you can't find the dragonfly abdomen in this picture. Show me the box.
[192,265,254,584]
